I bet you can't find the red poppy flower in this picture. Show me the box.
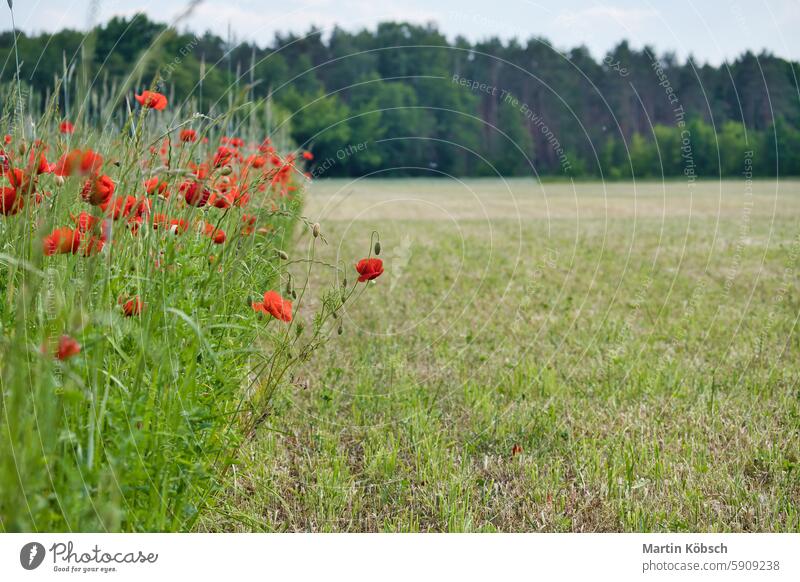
[120,296,144,317]
[3,135,11,145]
[82,235,105,256]
[56,335,81,360]
[179,129,197,143]
[0,186,23,216]
[81,174,115,206]
[101,195,137,220]
[189,162,210,180]
[5,167,34,195]
[302,151,313,160]
[54,149,103,177]
[59,121,75,135]
[210,190,234,209]
[71,211,100,233]
[252,290,293,322]
[135,91,168,111]
[355,258,384,282]
[180,180,211,207]
[144,176,169,198]
[245,154,267,169]
[43,227,82,256]
[213,146,234,168]
[201,222,227,244]
[29,151,54,175]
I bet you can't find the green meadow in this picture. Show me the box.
[204,178,800,532]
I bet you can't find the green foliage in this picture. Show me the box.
[2,16,799,177]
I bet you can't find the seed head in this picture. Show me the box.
[312,222,320,238]
[277,249,288,260]
[219,165,233,176]
[54,175,65,187]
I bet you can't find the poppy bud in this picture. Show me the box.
[374,241,381,256]
[277,249,288,260]
[54,175,65,187]
[312,223,320,238]
[337,322,343,335]
[291,289,297,300]
[342,276,347,288]
[18,142,27,156]
[220,165,233,176]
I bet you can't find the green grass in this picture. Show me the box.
[202,178,800,532]
[0,107,331,531]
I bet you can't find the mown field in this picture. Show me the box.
[202,178,800,532]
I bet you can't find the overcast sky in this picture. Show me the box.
[4,0,799,64]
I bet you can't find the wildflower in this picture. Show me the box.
[252,290,293,322]
[59,121,75,134]
[201,222,227,244]
[180,180,211,207]
[302,151,313,160]
[6,167,35,195]
[245,155,267,169]
[43,227,82,256]
[355,257,384,282]
[120,296,144,317]
[134,91,168,111]
[152,213,189,235]
[511,444,523,457]
[81,174,115,206]
[54,149,103,177]
[144,176,169,197]
[82,235,105,256]
[29,151,54,175]
[101,195,137,220]
[0,186,23,216]
[179,129,197,143]
[213,146,234,168]
[71,211,100,233]
[56,335,81,360]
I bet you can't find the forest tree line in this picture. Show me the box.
[2,14,799,178]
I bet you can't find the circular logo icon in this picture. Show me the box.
[20,542,46,570]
